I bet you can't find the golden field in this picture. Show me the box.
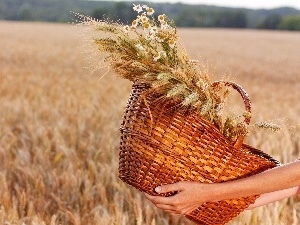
[0,21,299,225]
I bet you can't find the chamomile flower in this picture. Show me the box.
[143,22,150,30]
[196,79,209,89]
[132,20,138,28]
[133,4,143,13]
[147,7,155,16]
[153,51,167,61]
[149,33,156,40]
[168,39,176,48]
[160,51,166,57]
[156,36,163,42]
[160,21,169,29]
[153,52,161,61]
[123,25,130,33]
[150,26,158,34]
[140,15,149,24]
[135,44,145,51]
[158,14,165,22]
[145,33,155,41]
[142,5,149,9]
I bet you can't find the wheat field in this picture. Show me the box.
[0,21,299,225]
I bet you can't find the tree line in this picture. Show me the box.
[257,14,300,30]
[0,0,300,30]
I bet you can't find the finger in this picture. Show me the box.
[144,193,160,201]
[155,182,185,194]
[155,204,195,216]
[144,193,152,199]
[157,206,181,215]
[144,193,176,205]
[155,204,174,210]
[181,205,200,215]
[163,208,184,216]
[166,211,182,216]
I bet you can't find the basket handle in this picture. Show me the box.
[211,81,251,149]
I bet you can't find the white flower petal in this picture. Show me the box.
[147,8,155,16]
[133,4,143,13]
[123,25,130,33]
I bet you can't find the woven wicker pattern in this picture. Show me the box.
[119,82,280,225]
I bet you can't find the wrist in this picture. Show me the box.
[210,179,252,202]
[205,182,230,202]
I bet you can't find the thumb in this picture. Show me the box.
[155,182,184,194]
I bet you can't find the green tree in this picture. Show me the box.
[19,3,35,21]
[279,15,300,30]
[175,9,247,28]
[175,9,206,27]
[113,2,136,24]
[256,14,282,29]
[0,2,5,19]
[91,7,110,20]
[214,10,247,28]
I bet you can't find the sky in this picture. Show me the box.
[144,0,300,9]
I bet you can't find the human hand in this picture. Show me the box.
[144,181,213,215]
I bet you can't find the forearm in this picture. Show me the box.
[211,161,300,202]
[247,186,299,209]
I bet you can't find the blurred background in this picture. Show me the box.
[1,0,300,30]
[0,0,299,225]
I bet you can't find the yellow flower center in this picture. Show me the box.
[147,8,154,14]
[143,23,150,29]
[158,15,164,21]
[132,20,137,26]
[169,39,175,45]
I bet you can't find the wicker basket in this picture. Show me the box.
[119,81,280,225]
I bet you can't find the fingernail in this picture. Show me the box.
[155,186,161,193]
